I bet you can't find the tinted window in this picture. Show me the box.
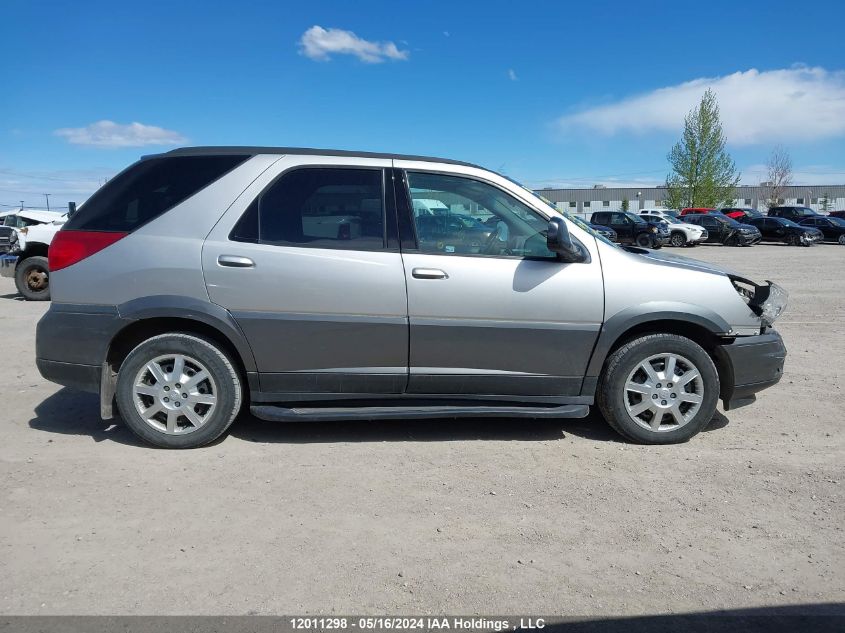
[64,155,248,232]
[406,172,554,258]
[233,168,385,250]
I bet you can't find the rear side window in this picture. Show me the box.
[231,167,385,250]
[63,155,248,232]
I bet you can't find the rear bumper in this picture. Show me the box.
[36,358,101,393]
[36,303,123,394]
[717,330,787,410]
[0,254,17,278]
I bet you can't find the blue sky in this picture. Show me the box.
[2,0,845,208]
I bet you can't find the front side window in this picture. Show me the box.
[405,172,554,258]
[232,168,385,250]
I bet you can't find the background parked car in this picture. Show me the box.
[827,210,845,219]
[0,211,67,300]
[586,222,617,241]
[720,207,765,223]
[768,206,821,222]
[682,213,762,246]
[589,211,667,248]
[640,212,707,247]
[680,207,717,216]
[798,216,845,245]
[638,208,680,220]
[745,216,821,246]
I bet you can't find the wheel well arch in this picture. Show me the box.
[106,317,248,379]
[18,244,49,261]
[586,317,733,398]
[607,319,723,357]
[99,316,254,419]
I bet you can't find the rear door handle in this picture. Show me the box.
[218,255,255,268]
[412,267,448,280]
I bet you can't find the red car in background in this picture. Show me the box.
[720,207,765,222]
[680,207,717,216]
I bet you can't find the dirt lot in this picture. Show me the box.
[0,243,842,616]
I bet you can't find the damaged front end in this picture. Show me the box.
[729,275,789,328]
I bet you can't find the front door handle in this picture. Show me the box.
[412,267,448,280]
[218,255,255,268]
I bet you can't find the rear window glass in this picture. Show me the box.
[63,155,248,232]
[230,167,385,250]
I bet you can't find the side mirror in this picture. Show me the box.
[547,217,584,262]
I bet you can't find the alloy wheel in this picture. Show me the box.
[623,353,704,432]
[132,354,218,435]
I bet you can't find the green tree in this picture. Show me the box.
[665,89,740,208]
[621,197,629,211]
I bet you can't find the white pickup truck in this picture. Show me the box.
[0,210,67,300]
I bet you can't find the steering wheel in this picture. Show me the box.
[482,227,511,255]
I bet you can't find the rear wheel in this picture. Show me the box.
[669,232,686,247]
[116,333,242,448]
[597,334,719,444]
[839,235,845,245]
[15,256,50,301]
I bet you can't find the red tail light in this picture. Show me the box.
[48,230,128,272]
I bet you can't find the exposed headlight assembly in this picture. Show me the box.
[729,274,789,326]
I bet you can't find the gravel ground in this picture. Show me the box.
[0,243,842,616]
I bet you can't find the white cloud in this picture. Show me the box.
[298,25,409,63]
[508,69,518,81]
[556,67,845,145]
[55,120,187,147]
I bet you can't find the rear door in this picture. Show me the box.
[202,157,409,397]
[392,165,604,398]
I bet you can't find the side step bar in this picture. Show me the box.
[250,404,590,422]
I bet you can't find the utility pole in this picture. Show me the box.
[44,193,51,212]
[20,200,24,210]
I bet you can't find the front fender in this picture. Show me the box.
[584,301,732,379]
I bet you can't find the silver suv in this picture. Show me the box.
[36,147,788,448]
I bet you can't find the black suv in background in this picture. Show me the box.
[682,213,762,246]
[799,216,845,244]
[745,216,822,246]
[589,211,668,248]
[768,206,821,222]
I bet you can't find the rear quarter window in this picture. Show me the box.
[63,155,248,232]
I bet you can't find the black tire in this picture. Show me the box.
[838,235,845,246]
[635,233,652,248]
[669,232,686,247]
[15,256,50,301]
[596,334,720,444]
[787,234,799,246]
[115,333,242,448]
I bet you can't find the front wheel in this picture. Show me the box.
[15,256,50,301]
[597,334,720,444]
[669,232,686,247]
[115,333,243,448]
[635,233,653,248]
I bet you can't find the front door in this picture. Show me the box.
[393,166,604,397]
[203,159,409,396]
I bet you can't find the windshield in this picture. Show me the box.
[626,213,647,224]
[828,217,845,227]
[794,207,817,216]
[780,218,802,228]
